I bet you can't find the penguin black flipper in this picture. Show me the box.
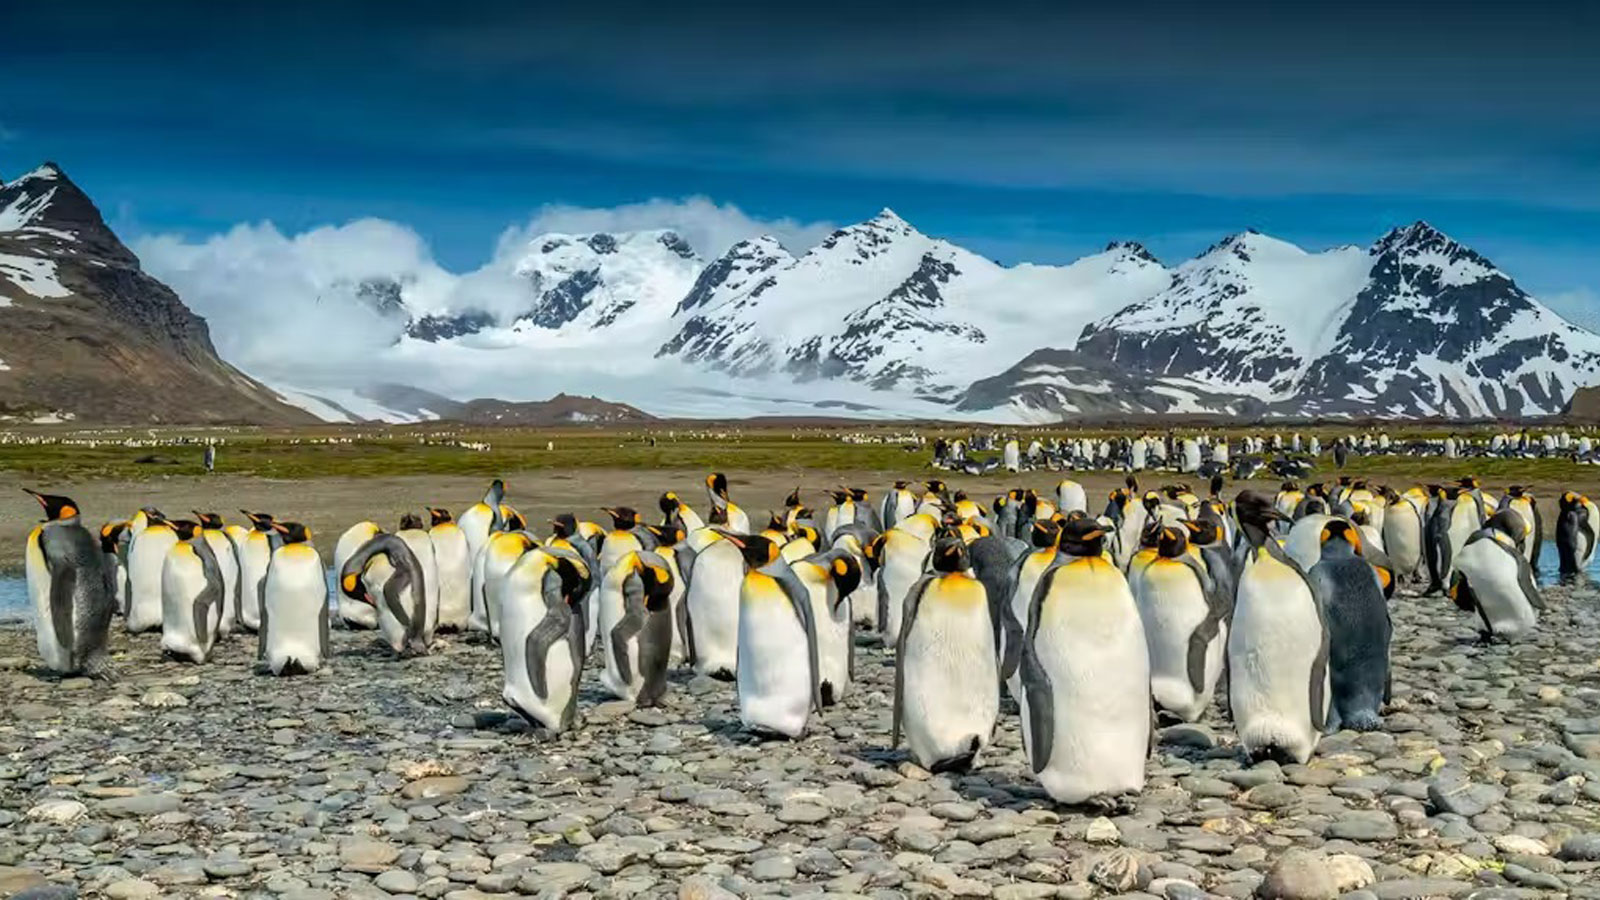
[1176,554,1223,697]
[672,544,698,664]
[1020,567,1058,775]
[1300,563,1333,734]
[191,538,225,660]
[892,575,936,749]
[1492,537,1547,612]
[41,540,78,666]
[1530,499,1544,572]
[635,556,675,706]
[610,570,647,688]
[318,597,331,662]
[967,535,1025,675]
[773,564,824,714]
[525,582,572,702]
[257,592,271,661]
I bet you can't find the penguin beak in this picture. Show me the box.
[23,489,46,510]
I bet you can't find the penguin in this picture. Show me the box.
[659,491,705,532]
[893,535,999,772]
[849,488,884,534]
[876,512,939,641]
[1133,525,1226,724]
[790,548,864,706]
[638,524,691,666]
[333,521,382,629]
[1285,511,1337,571]
[596,549,677,705]
[1453,510,1543,641]
[547,513,602,659]
[125,512,178,633]
[339,530,433,657]
[823,489,853,543]
[230,511,274,633]
[260,521,329,675]
[830,523,882,631]
[999,519,1064,699]
[778,521,818,562]
[678,526,745,679]
[1556,492,1597,577]
[1443,485,1488,581]
[499,544,591,733]
[1275,482,1305,520]
[881,481,917,530]
[1422,486,1452,594]
[1055,479,1087,515]
[1380,489,1425,584]
[193,512,241,638]
[99,520,129,620]
[427,508,472,632]
[1104,478,1146,570]
[705,472,751,533]
[1306,520,1390,732]
[1498,487,1542,568]
[23,490,115,678]
[160,520,225,664]
[397,513,442,638]
[459,478,508,563]
[1017,519,1151,805]
[1227,491,1329,764]
[480,527,537,643]
[728,532,822,738]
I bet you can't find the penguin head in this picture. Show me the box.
[708,504,729,525]
[1162,485,1183,500]
[1181,519,1224,547]
[1300,497,1329,517]
[893,480,908,491]
[549,513,578,539]
[1141,492,1162,514]
[765,511,788,532]
[192,511,224,530]
[658,492,681,516]
[1280,481,1299,493]
[1337,475,1354,487]
[273,521,312,544]
[1507,485,1528,499]
[826,553,863,596]
[635,557,675,610]
[1350,507,1371,526]
[828,489,849,505]
[1028,518,1062,550]
[850,488,869,503]
[427,507,453,526]
[99,521,128,553]
[1235,491,1289,542]
[1485,509,1527,541]
[170,519,201,541]
[1058,519,1107,558]
[784,486,802,508]
[1458,475,1480,490]
[1209,474,1225,499]
[722,532,780,569]
[1155,526,1189,558]
[793,523,821,547]
[486,478,506,504]
[241,510,276,531]
[603,506,639,530]
[140,506,165,520]
[502,511,528,532]
[648,523,686,547]
[706,472,730,500]
[925,479,946,495]
[929,535,970,574]
[1318,519,1362,557]
[24,489,79,522]
[398,513,425,531]
[864,532,887,566]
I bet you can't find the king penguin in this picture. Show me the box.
[677,526,745,679]
[23,490,115,678]
[1453,509,1543,641]
[894,535,999,772]
[232,511,276,633]
[100,520,129,620]
[999,519,1065,699]
[260,521,329,675]
[881,481,917,530]
[1380,488,1425,585]
[480,525,536,643]
[160,520,225,664]
[876,512,939,642]
[1134,525,1226,724]
[790,547,864,706]
[193,512,240,638]
[729,533,822,738]
[499,544,591,733]
[1556,492,1598,577]
[1228,492,1329,764]
[427,508,472,632]
[1498,486,1542,568]
[1307,520,1390,732]
[333,521,382,629]
[339,530,434,657]
[397,513,442,638]
[1018,518,1151,805]
[125,512,178,634]
[598,550,677,705]
[705,472,751,533]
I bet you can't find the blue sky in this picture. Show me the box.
[3,1,1598,320]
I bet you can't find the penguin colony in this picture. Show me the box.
[19,462,1573,807]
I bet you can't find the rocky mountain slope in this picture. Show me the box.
[0,163,314,424]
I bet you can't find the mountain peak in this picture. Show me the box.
[1373,219,1458,255]
[1104,240,1160,265]
[3,161,64,188]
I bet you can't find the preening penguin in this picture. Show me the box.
[1017,518,1151,805]
[642,524,691,667]
[729,533,822,738]
[125,512,178,633]
[1556,492,1598,577]
[1133,525,1226,724]
[193,513,240,637]
[659,491,705,532]
[260,521,330,675]
[705,472,751,533]
[160,520,225,664]
[1227,492,1329,764]
[499,544,591,734]
[790,548,864,706]
[830,522,883,631]
[333,521,382,629]
[598,550,677,705]
[339,531,434,657]
[1307,520,1390,732]
[427,508,473,632]
[1453,510,1543,642]
[397,513,442,637]
[893,536,999,773]
[546,514,602,660]
[24,490,115,678]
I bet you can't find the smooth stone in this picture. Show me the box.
[1257,849,1338,900]
[1367,879,1472,899]
[401,776,469,800]
[96,794,181,818]
[375,871,421,893]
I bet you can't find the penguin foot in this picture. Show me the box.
[81,654,117,683]
[1082,793,1136,816]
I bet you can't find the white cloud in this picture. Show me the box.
[497,196,834,260]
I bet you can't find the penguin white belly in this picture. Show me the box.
[431,526,472,631]
[851,571,880,629]
[201,531,239,636]
[1021,562,1150,803]
[481,544,527,643]
[597,563,642,701]
[1358,525,1385,554]
[1508,500,1537,560]
[1056,482,1087,514]
[1285,515,1334,571]
[1135,560,1222,723]
[468,544,491,633]
[263,546,327,674]
[233,530,271,632]
[161,545,218,664]
[1456,539,1538,639]
[1228,555,1326,764]
[1113,508,1146,569]
[126,528,177,633]
[900,585,998,768]
[399,530,441,638]
[1382,507,1424,578]
[1446,504,1481,576]
[685,541,744,678]
[795,563,852,704]
[726,505,751,534]
[334,525,380,629]
[25,527,70,672]
[779,537,815,564]
[878,534,929,640]
[1584,502,1600,566]
[736,577,812,737]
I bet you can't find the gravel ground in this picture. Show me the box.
[3,580,1600,900]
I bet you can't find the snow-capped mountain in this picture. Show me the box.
[656,210,1171,401]
[963,221,1600,420]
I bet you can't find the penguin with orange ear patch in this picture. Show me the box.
[1134,525,1225,724]
[24,490,115,678]
[1307,519,1390,732]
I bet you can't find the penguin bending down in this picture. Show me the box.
[876,513,939,641]
[125,514,179,633]
[546,514,602,660]
[1452,510,1543,642]
[24,490,115,678]
[659,491,705,532]
[397,514,442,637]
[260,522,329,675]
[160,520,225,664]
[728,533,823,738]
[1133,525,1226,724]
[232,511,276,632]
[459,478,507,563]
[679,527,745,679]
[427,508,472,632]
[333,521,382,629]
[791,548,864,706]
[1307,521,1390,732]
[705,472,751,533]
[339,531,434,656]
[1556,492,1599,577]
[1018,519,1151,804]
[499,545,591,733]
[193,513,240,637]
[598,550,677,705]
[894,536,999,772]
[1228,492,1329,764]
